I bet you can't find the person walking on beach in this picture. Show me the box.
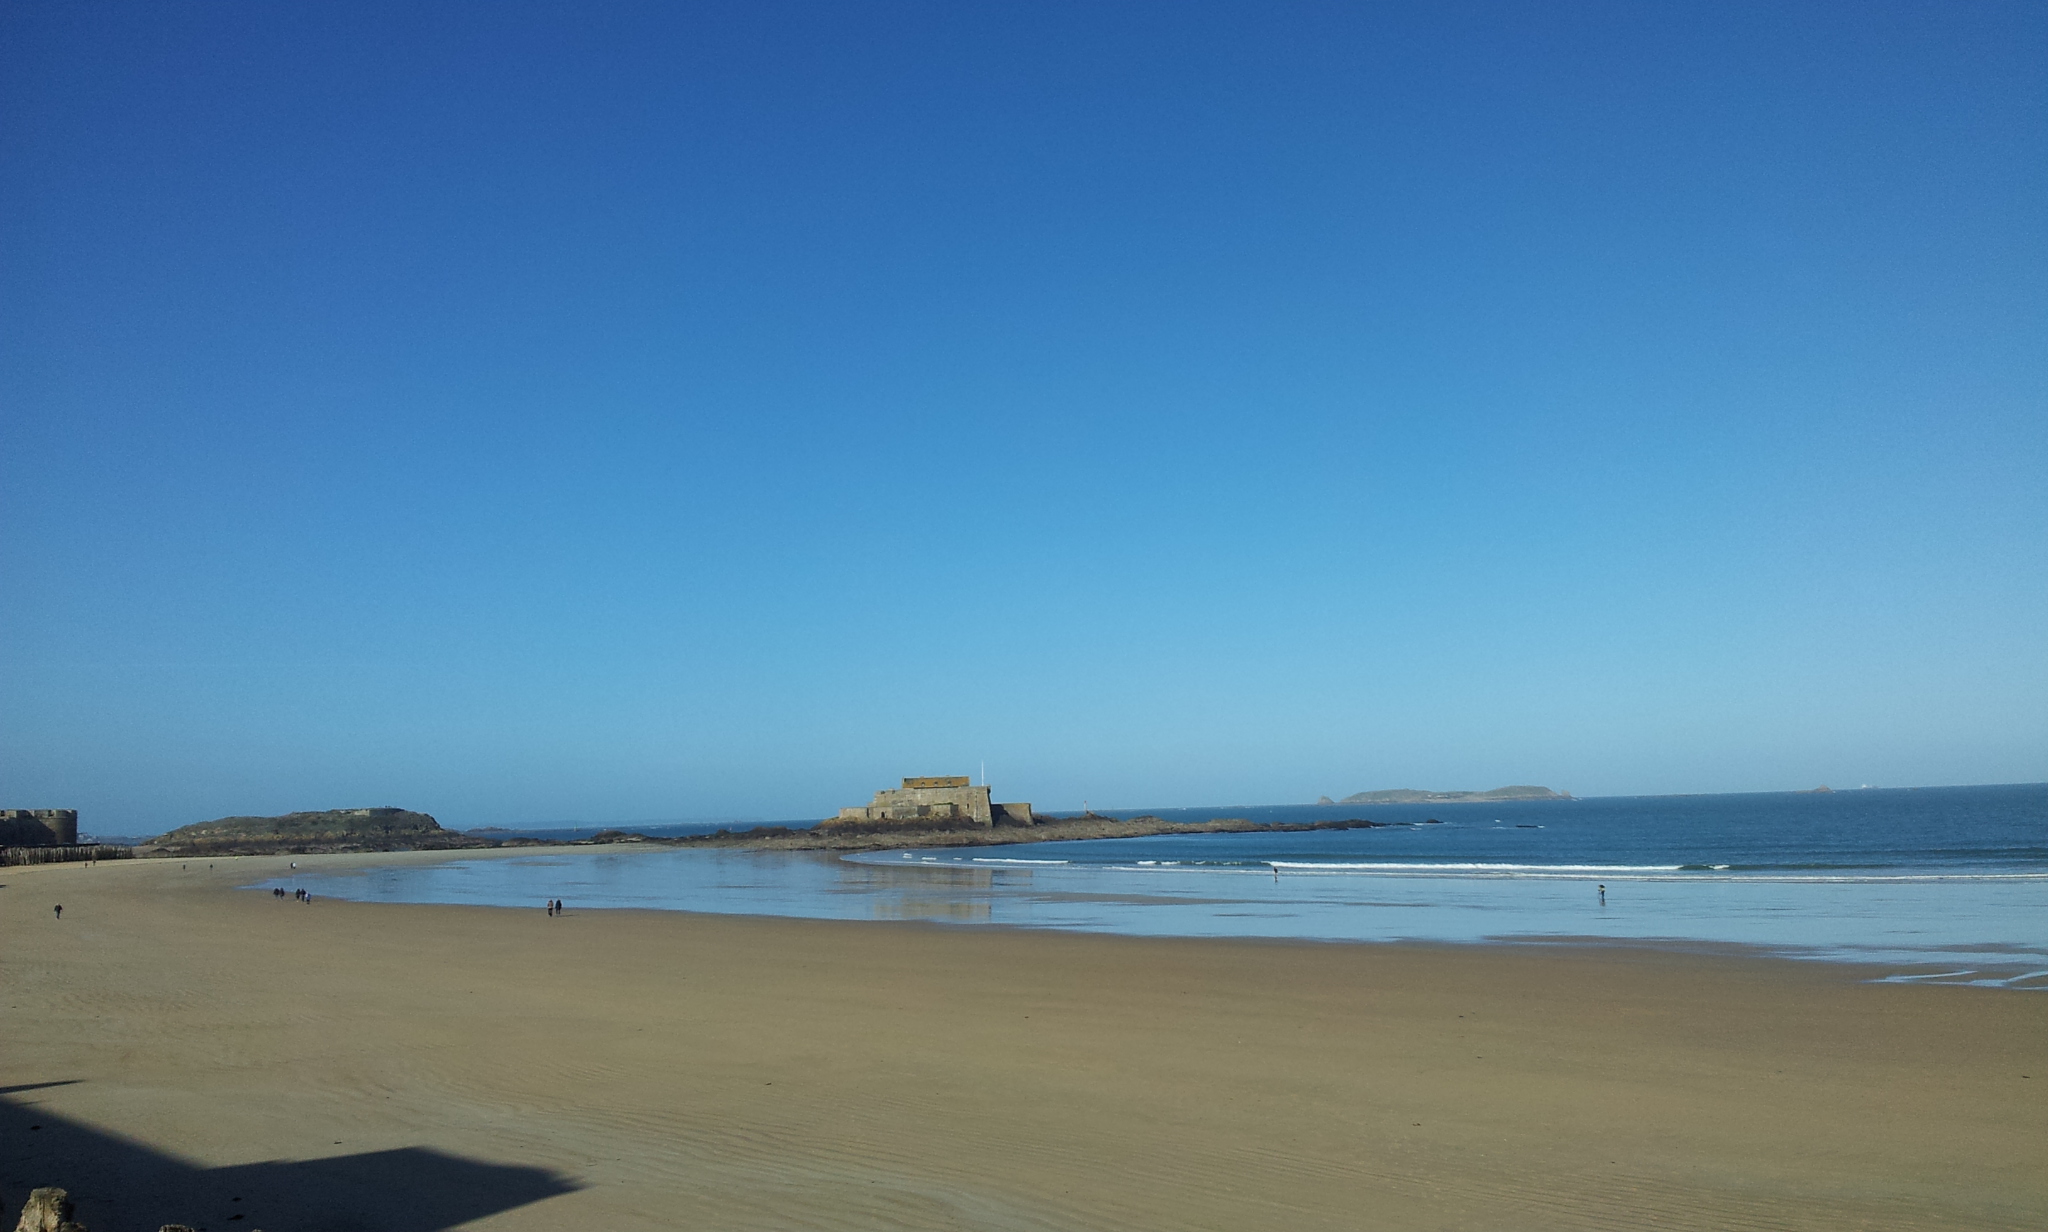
[1597,883,1606,905]
[54,904,62,919]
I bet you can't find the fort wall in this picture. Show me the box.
[0,809,79,847]
[830,777,1035,829]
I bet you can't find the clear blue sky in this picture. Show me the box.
[4,1,2043,831]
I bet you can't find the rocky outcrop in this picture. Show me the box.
[5,1187,256,1232]
[12,1187,86,1232]
[815,812,994,837]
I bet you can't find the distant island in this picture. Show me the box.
[1329,786,1569,805]
[145,807,492,856]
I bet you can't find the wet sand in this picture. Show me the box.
[3,849,2043,1231]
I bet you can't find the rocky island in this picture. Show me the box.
[1332,785,1569,805]
[143,807,492,856]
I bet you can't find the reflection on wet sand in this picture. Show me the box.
[837,860,999,922]
[276,844,2048,983]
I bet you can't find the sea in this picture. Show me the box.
[268,783,2048,988]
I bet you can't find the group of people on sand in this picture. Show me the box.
[273,886,312,902]
[545,898,564,916]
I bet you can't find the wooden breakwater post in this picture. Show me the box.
[0,844,134,867]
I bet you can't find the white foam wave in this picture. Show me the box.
[1269,861,1683,873]
[1255,862,2048,884]
[1877,969,2048,989]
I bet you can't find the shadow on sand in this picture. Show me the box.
[3,1082,579,1232]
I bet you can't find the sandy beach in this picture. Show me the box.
[3,850,2043,1232]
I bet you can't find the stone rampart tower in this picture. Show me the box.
[0,809,79,846]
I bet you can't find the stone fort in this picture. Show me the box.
[1,809,79,847]
[833,777,1034,828]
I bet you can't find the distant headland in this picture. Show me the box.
[1320,786,1570,805]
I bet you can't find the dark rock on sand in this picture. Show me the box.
[13,1186,87,1232]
